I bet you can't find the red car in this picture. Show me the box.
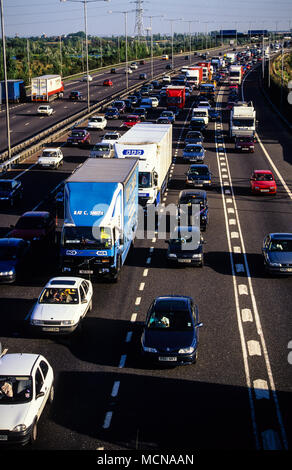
[103,79,113,86]
[250,170,277,195]
[123,114,141,128]
[67,129,90,147]
[8,211,56,244]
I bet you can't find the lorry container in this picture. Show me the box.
[114,123,172,210]
[31,74,64,102]
[225,53,236,64]
[0,79,26,103]
[60,158,139,281]
[229,65,243,85]
[185,67,203,88]
[166,85,186,109]
[229,101,256,139]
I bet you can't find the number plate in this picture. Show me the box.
[260,189,269,192]
[178,259,192,263]
[79,270,94,274]
[242,148,249,150]
[43,327,59,332]
[0,435,8,441]
[158,356,177,362]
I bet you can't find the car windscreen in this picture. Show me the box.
[268,240,292,252]
[39,287,79,304]
[192,112,207,117]
[103,134,118,140]
[63,226,112,250]
[139,172,151,188]
[147,301,193,331]
[254,174,273,181]
[93,145,110,152]
[42,151,58,157]
[15,217,46,229]
[188,166,209,175]
[71,131,85,137]
[185,146,202,153]
[0,376,33,404]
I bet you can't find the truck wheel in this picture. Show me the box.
[112,256,121,283]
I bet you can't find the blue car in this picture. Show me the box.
[160,110,175,123]
[0,238,31,283]
[141,295,203,365]
[208,108,220,121]
[105,107,120,119]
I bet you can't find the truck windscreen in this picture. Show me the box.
[232,119,254,127]
[63,226,112,249]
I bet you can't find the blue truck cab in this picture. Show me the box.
[60,158,139,282]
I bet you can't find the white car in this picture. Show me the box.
[130,62,138,70]
[38,147,64,169]
[87,115,107,130]
[82,74,93,82]
[125,68,133,74]
[101,131,121,144]
[162,75,171,83]
[37,105,53,116]
[29,277,93,335]
[149,96,159,108]
[0,352,54,446]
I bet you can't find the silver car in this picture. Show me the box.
[262,233,292,275]
[90,142,114,158]
[182,144,205,163]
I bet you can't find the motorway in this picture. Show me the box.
[0,48,291,452]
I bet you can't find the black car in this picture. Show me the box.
[112,100,126,114]
[184,131,204,145]
[0,179,23,207]
[141,295,203,365]
[151,80,160,89]
[140,86,150,96]
[123,99,133,112]
[0,238,31,283]
[110,68,116,73]
[69,91,82,100]
[165,64,173,70]
[189,119,206,132]
[262,233,292,276]
[166,225,204,267]
[177,189,209,231]
[185,165,212,189]
[208,108,220,121]
[134,107,147,120]
[105,107,120,119]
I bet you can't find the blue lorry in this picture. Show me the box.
[60,158,139,282]
[0,79,26,103]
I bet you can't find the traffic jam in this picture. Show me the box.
[0,45,291,450]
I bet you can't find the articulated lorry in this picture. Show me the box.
[114,123,172,210]
[60,158,139,282]
[31,74,64,102]
[229,65,243,85]
[0,79,26,103]
[229,101,256,139]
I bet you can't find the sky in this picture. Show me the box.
[2,0,292,38]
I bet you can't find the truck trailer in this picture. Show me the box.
[229,101,256,139]
[114,123,172,210]
[0,79,26,103]
[185,67,203,88]
[60,158,139,281]
[31,74,64,102]
[229,65,243,85]
[166,85,186,109]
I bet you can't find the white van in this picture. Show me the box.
[191,107,209,126]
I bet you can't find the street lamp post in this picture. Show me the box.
[165,18,183,70]
[60,0,110,112]
[0,0,11,160]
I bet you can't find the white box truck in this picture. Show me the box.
[229,101,256,139]
[114,123,172,209]
[31,74,64,102]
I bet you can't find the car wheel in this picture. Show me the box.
[30,420,38,445]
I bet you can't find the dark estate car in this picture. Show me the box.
[141,295,203,365]
[262,233,292,275]
[177,189,209,231]
[0,238,31,283]
[185,164,212,188]
[0,179,23,207]
[134,107,147,121]
[67,129,90,147]
[8,211,56,245]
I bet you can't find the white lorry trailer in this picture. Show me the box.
[31,74,64,102]
[114,123,172,209]
[229,101,256,139]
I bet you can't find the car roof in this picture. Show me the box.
[270,233,292,240]
[179,189,207,198]
[0,238,26,247]
[254,170,273,174]
[42,147,61,152]
[154,295,192,305]
[0,353,42,376]
[20,211,50,218]
[45,277,84,288]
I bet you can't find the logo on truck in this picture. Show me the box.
[122,149,144,156]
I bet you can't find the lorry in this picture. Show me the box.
[185,67,203,88]
[197,62,212,81]
[229,65,243,85]
[31,74,64,102]
[60,158,139,282]
[225,53,236,64]
[199,83,216,100]
[166,85,186,110]
[229,101,256,140]
[211,57,222,69]
[0,79,26,103]
[114,123,172,210]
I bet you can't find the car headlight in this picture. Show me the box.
[13,424,27,432]
[192,254,202,259]
[178,346,195,354]
[33,237,41,241]
[168,254,177,258]
[0,270,14,276]
[143,346,158,353]
[269,262,282,267]
[61,320,75,325]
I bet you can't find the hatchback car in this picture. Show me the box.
[37,147,64,169]
[8,211,56,245]
[166,226,204,267]
[177,190,209,231]
[250,170,277,195]
[103,79,113,86]
[67,129,90,147]
[105,107,120,119]
[123,114,141,128]
[0,179,23,207]
[37,105,53,116]
[182,144,205,163]
[130,62,138,69]
[101,131,121,144]
[185,164,212,189]
[141,295,203,365]
[87,115,107,130]
[189,118,206,132]
[69,90,82,100]
[262,233,292,275]
[0,352,54,446]
[90,142,114,159]
[184,131,204,145]
[0,238,31,284]
[29,277,93,334]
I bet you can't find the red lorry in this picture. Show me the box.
[166,85,186,110]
